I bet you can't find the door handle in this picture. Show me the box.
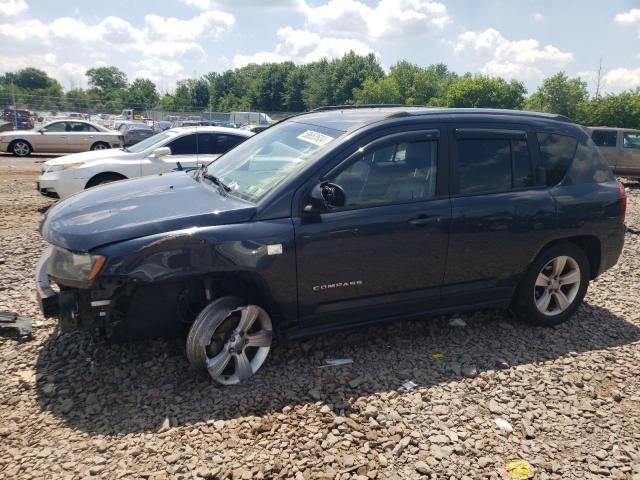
[409,215,441,226]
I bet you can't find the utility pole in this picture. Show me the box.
[595,56,603,99]
[10,79,17,129]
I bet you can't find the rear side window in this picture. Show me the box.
[197,134,247,154]
[591,130,618,147]
[456,138,533,194]
[623,132,640,149]
[536,133,578,186]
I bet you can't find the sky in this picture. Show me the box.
[0,0,639,95]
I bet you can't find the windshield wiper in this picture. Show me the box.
[201,172,231,195]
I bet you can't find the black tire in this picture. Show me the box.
[90,142,110,151]
[514,242,590,327]
[10,140,32,157]
[85,172,127,189]
[186,296,273,385]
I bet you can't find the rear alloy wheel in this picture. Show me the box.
[514,243,589,327]
[186,296,272,385]
[11,140,31,157]
[91,142,110,151]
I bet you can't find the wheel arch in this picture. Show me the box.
[532,235,601,280]
[8,138,33,153]
[90,140,110,150]
[85,171,128,189]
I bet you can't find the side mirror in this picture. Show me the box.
[152,146,171,158]
[39,129,46,134]
[303,182,346,214]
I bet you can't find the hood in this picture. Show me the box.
[44,148,129,167]
[41,172,256,252]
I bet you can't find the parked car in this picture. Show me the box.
[0,120,122,156]
[115,121,155,146]
[36,106,625,385]
[152,120,173,132]
[587,127,640,177]
[36,126,253,198]
[241,124,270,133]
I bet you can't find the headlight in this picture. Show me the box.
[48,163,84,172]
[47,247,106,286]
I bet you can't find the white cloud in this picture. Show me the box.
[532,12,545,22]
[0,0,27,17]
[0,11,235,89]
[233,26,376,67]
[181,0,301,10]
[601,68,640,93]
[614,8,640,24]
[454,28,573,81]
[144,11,234,41]
[300,0,451,40]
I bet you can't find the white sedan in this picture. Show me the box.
[37,126,253,199]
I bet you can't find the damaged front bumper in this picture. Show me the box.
[35,247,113,335]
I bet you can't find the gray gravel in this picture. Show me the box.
[1,169,639,479]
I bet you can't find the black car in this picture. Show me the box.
[36,106,626,385]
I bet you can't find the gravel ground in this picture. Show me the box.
[1,168,639,480]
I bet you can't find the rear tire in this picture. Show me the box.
[10,140,31,157]
[90,142,110,151]
[514,242,590,327]
[85,172,127,188]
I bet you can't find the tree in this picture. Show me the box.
[14,68,56,90]
[283,68,306,111]
[575,92,640,129]
[331,52,384,105]
[127,78,159,109]
[444,76,526,109]
[353,77,404,104]
[525,72,587,118]
[86,66,128,91]
[191,79,210,109]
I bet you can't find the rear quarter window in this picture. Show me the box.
[538,132,614,186]
[537,133,577,186]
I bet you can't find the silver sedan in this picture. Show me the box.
[0,120,123,157]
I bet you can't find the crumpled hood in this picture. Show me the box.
[43,148,129,167]
[40,172,256,252]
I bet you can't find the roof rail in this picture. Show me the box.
[310,104,407,112]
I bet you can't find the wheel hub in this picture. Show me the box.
[227,332,246,352]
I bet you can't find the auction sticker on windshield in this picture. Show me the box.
[297,130,334,146]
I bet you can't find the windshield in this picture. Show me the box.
[127,131,173,153]
[205,121,342,202]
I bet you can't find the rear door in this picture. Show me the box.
[66,122,97,151]
[590,129,621,172]
[443,125,556,306]
[197,133,248,164]
[620,131,640,176]
[294,128,451,327]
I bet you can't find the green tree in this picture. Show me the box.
[575,92,640,129]
[86,66,128,91]
[127,78,159,109]
[14,68,56,90]
[445,76,526,109]
[283,68,306,111]
[331,52,384,105]
[525,72,587,118]
[353,77,404,104]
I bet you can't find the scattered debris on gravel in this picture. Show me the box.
[1,167,639,479]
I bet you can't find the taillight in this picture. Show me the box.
[618,182,627,224]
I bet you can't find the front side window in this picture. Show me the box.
[43,122,66,132]
[456,138,533,194]
[623,132,640,149]
[205,121,341,202]
[591,130,618,147]
[537,133,578,186]
[168,133,198,155]
[330,140,438,207]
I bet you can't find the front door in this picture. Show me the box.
[140,132,200,175]
[38,121,69,153]
[294,129,450,327]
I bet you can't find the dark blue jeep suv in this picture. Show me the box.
[36,106,626,384]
